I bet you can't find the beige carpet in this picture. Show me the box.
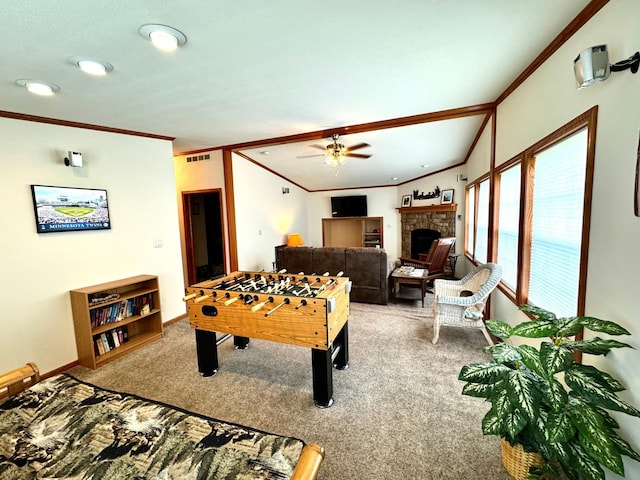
[68,290,510,480]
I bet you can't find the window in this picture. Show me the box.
[496,163,521,290]
[465,178,489,262]
[528,130,587,316]
[466,185,475,256]
[492,107,595,317]
[475,180,489,263]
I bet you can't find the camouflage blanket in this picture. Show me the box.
[0,374,304,479]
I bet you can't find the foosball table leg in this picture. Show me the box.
[311,348,334,408]
[234,336,249,349]
[332,321,349,370]
[195,329,219,377]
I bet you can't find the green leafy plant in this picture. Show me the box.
[458,305,640,480]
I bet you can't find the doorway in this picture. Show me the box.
[182,190,226,285]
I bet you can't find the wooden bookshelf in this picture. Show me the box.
[70,275,163,369]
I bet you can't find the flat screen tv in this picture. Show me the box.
[30,185,111,233]
[331,195,368,218]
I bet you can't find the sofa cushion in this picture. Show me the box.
[345,247,383,288]
[280,246,313,275]
[312,247,347,276]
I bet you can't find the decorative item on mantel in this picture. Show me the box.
[401,195,412,207]
[413,186,440,200]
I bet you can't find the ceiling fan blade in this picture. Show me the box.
[346,142,370,152]
[310,144,326,151]
[346,153,371,159]
[297,154,324,159]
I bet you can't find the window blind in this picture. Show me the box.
[497,164,521,290]
[467,185,475,255]
[528,129,587,316]
[475,180,489,263]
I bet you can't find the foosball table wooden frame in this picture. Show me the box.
[184,271,351,408]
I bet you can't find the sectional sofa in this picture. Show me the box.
[275,245,388,304]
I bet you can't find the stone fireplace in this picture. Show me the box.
[399,205,456,259]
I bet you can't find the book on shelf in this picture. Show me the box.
[94,326,130,357]
[100,333,110,353]
[90,294,154,328]
[95,338,105,356]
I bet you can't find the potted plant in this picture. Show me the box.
[458,305,640,480]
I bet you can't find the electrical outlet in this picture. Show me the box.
[153,239,163,248]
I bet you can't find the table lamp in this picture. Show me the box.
[287,233,304,246]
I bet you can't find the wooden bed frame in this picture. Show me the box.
[0,363,324,480]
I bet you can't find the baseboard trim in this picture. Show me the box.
[46,360,80,380]
[164,313,189,326]
[29,314,189,382]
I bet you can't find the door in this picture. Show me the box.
[183,190,225,285]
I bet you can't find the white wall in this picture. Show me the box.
[232,153,308,272]
[173,150,227,285]
[0,118,185,374]
[308,187,400,264]
[466,116,493,184]
[469,1,640,477]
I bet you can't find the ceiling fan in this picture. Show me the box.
[299,134,371,167]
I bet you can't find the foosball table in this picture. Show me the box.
[183,270,351,408]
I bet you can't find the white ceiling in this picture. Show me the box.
[1,1,591,191]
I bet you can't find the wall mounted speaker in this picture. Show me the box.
[574,45,610,89]
[64,151,83,167]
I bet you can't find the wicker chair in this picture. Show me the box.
[431,262,502,345]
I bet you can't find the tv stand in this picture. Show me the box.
[322,217,383,248]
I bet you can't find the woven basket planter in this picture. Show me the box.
[501,438,543,480]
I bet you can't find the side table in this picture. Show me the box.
[390,267,431,308]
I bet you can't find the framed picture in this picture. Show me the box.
[402,195,412,207]
[441,189,454,204]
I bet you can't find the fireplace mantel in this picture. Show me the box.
[397,203,457,214]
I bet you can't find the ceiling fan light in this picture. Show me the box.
[325,141,347,168]
[325,155,338,167]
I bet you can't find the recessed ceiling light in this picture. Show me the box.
[69,56,113,76]
[391,177,398,181]
[139,24,187,51]
[261,151,271,155]
[16,79,60,96]
[421,164,429,168]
